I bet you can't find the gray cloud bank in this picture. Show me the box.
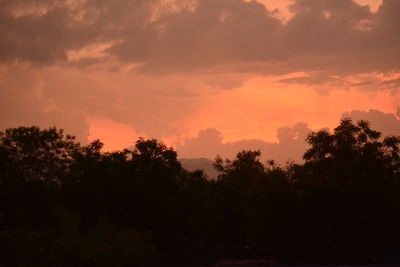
[0,0,399,81]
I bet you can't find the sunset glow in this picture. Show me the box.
[1,0,399,162]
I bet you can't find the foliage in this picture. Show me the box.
[0,210,155,266]
[0,119,399,264]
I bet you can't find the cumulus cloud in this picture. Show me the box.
[177,109,400,163]
[342,109,400,137]
[177,123,311,164]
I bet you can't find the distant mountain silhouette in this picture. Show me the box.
[127,145,218,179]
[179,158,218,179]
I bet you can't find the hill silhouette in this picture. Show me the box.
[180,158,218,179]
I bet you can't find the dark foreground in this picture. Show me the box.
[145,242,400,266]
[1,120,400,266]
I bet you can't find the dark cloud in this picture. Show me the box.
[0,1,94,64]
[0,0,398,85]
[111,0,282,73]
[276,71,393,93]
[382,78,400,90]
[277,73,344,86]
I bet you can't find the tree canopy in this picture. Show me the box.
[0,119,399,265]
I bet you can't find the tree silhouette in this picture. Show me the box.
[293,118,400,248]
[0,120,399,265]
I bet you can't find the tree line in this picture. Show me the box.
[0,119,399,265]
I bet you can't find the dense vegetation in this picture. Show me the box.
[0,119,399,265]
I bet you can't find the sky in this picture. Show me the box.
[0,0,399,163]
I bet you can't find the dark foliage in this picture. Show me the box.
[0,119,399,265]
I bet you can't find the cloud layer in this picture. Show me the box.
[0,0,399,78]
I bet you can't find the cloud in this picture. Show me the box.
[382,78,400,91]
[177,123,311,164]
[0,0,398,88]
[0,63,229,141]
[0,65,89,142]
[108,0,281,73]
[0,0,96,64]
[342,109,400,137]
[277,72,400,93]
[177,109,400,163]
[102,0,400,79]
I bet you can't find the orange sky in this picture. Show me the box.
[1,0,399,160]
[88,73,399,152]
